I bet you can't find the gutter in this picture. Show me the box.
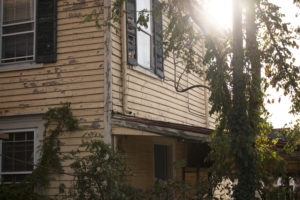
[112,114,213,142]
[121,2,129,115]
[104,0,113,144]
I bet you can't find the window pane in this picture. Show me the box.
[2,33,34,63]
[3,0,34,24]
[154,145,170,180]
[15,151,27,171]
[137,32,151,68]
[3,23,34,34]
[2,174,28,183]
[27,132,34,140]
[15,132,25,141]
[2,152,14,172]
[1,131,34,172]
[136,0,151,34]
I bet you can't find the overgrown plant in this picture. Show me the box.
[0,103,80,200]
[64,136,228,200]
[63,133,144,200]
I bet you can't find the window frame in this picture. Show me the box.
[126,0,164,78]
[0,128,38,184]
[0,114,44,184]
[0,0,37,65]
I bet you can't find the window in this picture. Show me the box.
[0,114,43,184]
[136,0,151,69]
[1,0,35,63]
[0,129,37,184]
[0,0,57,65]
[126,0,164,78]
[186,142,211,168]
[154,144,171,180]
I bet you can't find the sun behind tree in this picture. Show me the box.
[202,0,233,30]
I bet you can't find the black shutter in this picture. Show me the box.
[36,0,57,63]
[126,0,137,65]
[153,0,164,78]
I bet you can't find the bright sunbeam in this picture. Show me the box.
[203,0,233,30]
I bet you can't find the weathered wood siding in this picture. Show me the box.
[117,134,187,189]
[0,0,105,196]
[111,13,215,129]
[116,133,210,188]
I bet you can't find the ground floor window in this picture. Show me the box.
[0,129,36,184]
[154,144,172,180]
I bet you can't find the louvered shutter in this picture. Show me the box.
[153,0,164,78]
[126,0,137,65]
[36,0,57,63]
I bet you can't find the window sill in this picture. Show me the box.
[0,62,43,73]
[131,65,160,79]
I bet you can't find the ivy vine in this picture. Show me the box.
[0,103,80,200]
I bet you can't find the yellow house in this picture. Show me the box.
[0,0,215,196]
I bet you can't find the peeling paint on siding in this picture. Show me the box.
[33,89,39,94]
[94,0,103,7]
[42,81,57,86]
[68,12,82,18]
[24,83,38,88]
[69,59,77,64]
[19,104,29,108]
[63,1,87,11]
[90,120,101,129]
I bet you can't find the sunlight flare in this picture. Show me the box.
[203,0,233,30]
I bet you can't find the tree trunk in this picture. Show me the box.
[245,0,262,197]
[231,0,256,199]
[247,0,262,133]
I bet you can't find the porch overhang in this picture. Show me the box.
[112,114,213,142]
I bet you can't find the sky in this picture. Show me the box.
[265,0,299,128]
[204,0,299,128]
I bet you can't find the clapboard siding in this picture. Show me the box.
[116,134,187,189]
[111,12,215,128]
[0,73,103,91]
[0,0,105,196]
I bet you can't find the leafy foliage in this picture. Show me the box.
[64,133,143,200]
[0,103,80,200]
[64,137,226,200]
[106,0,300,199]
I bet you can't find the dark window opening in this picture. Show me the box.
[186,142,211,168]
[154,144,171,180]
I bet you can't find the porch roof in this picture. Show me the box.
[112,114,213,142]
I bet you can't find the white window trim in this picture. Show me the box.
[0,62,43,73]
[131,64,159,79]
[0,0,37,68]
[0,114,44,184]
[0,128,38,184]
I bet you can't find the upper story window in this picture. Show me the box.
[1,0,35,64]
[0,0,57,66]
[136,0,151,69]
[126,0,164,79]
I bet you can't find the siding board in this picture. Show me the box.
[111,15,215,129]
[0,1,105,196]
